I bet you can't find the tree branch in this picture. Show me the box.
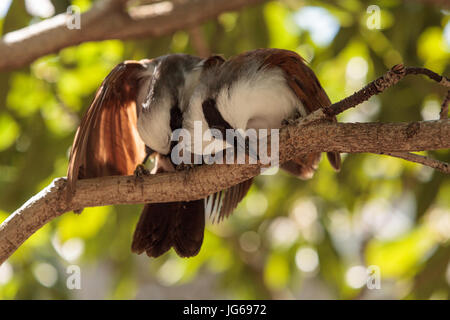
[1,55,449,265]
[0,0,265,71]
[379,152,450,174]
[323,64,450,118]
[0,118,449,265]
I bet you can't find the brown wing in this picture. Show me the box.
[262,49,341,171]
[67,60,149,196]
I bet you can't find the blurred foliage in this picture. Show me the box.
[0,0,449,300]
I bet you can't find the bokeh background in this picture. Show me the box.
[0,0,449,299]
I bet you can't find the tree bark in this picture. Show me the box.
[1,117,449,265]
[0,0,449,267]
[0,0,265,71]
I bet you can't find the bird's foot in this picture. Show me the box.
[176,162,196,171]
[282,111,302,126]
[134,163,150,178]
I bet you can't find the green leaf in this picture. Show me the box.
[0,112,20,151]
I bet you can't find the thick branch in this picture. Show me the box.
[1,118,449,265]
[0,0,265,71]
[1,51,449,265]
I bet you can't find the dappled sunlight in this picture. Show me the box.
[0,0,448,300]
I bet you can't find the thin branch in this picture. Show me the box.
[323,64,450,117]
[320,65,450,176]
[323,64,404,117]
[0,61,449,265]
[380,152,450,174]
[0,0,265,71]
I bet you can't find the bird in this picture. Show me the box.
[67,53,252,258]
[182,48,341,180]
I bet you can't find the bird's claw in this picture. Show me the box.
[134,163,150,178]
[176,163,195,171]
[282,118,296,126]
[282,111,302,126]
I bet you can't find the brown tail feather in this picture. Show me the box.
[327,151,341,171]
[131,200,205,258]
[173,200,205,257]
